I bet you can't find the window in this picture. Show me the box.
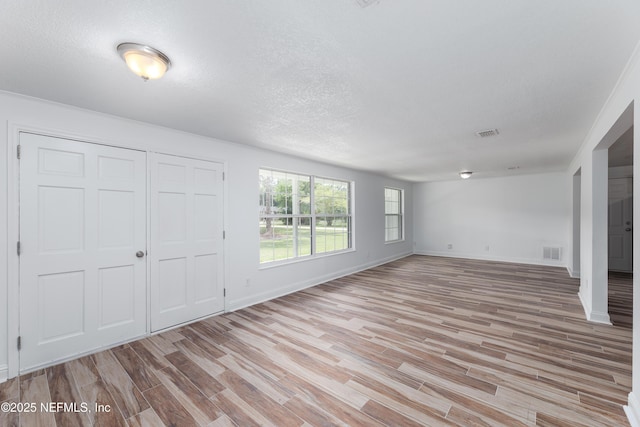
[385,187,403,242]
[259,168,352,264]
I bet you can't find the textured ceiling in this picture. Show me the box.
[1,1,639,181]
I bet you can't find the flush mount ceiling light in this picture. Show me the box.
[117,42,171,81]
[459,171,473,179]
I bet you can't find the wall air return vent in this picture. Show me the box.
[476,129,500,138]
[543,247,561,261]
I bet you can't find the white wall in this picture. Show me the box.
[566,41,640,426]
[0,91,414,380]
[413,173,570,266]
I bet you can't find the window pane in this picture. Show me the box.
[298,179,311,214]
[316,216,350,254]
[385,188,398,203]
[260,217,292,262]
[297,217,312,257]
[315,177,350,215]
[259,169,310,217]
[385,201,399,214]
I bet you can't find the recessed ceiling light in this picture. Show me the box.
[507,166,520,170]
[459,171,473,179]
[117,42,171,81]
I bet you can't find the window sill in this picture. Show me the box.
[259,248,356,270]
[385,239,405,245]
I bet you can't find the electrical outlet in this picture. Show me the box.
[447,243,453,250]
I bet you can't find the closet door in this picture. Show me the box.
[150,153,224,331]
[19,133,147,372]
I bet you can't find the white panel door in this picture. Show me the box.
[19,133,147,372]
[150,153,224,331]
[608,177,633,272]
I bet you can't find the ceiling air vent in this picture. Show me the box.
[476,129,500,138]
[355,0,380,8]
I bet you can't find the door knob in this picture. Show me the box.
[136,251,145,258]
[625,228,632,232]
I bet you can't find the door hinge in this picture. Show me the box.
[223,288,226,297]
[222,172,225,181]
[17,145,21,159]
[17,241,21,256]
[223,231,226,239]
[17,336,21,351]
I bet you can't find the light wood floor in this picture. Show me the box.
[0,255,633,426]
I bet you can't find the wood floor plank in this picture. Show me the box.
[172,338,227,378]
[112,346,160,392]
[125,408,164,427]
[0,397,19,427]
[0,377,19,403]
[361,399,441,427]
[165,351,225,398]
[19,374,56,427]
[216,353,295,404]
[279,373,385,427]
[216,370,303,427]
[143,384,198,427]
[154,364,222,425]
[283,395,346,427]
[4,255,632,426]
[46,364,91,427]
[98,358,150,419]
[67,356,100,389]
[79,379,127,427]
[209,388,274,427]
[128,339,170,372]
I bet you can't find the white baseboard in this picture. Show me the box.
[227,252,412,312]
[578,290,612,325]
[413,250,567,268]
[587,310,613,324]
[567,266,580,278]
[626,391,640,427]
[0,365,7,383]
[17,333,147,377]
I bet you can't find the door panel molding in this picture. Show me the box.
[150,153,225,332]
[18,132,147,372]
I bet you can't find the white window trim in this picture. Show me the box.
[384,187,404,243]
[259,168,354,265]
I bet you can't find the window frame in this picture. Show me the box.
[384,187,404,243]
[259,168,353,265]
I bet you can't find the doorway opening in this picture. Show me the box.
[608,125,633,327]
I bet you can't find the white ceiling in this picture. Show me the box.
[1,1,639,182]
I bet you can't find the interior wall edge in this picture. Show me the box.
[625,391,640,427]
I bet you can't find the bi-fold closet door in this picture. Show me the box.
[19,133,148,372]
[149,153,224,332]
[18,133,224,373]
